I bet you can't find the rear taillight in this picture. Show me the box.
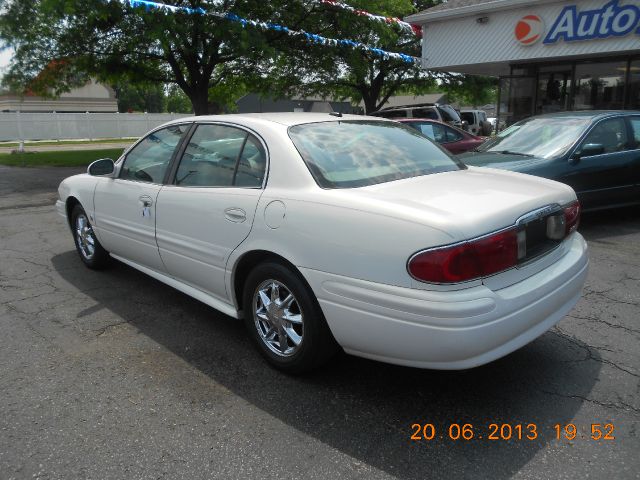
[564,200,580,235]
[408,228,518,283]
[408,200,581,284]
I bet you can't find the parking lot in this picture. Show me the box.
[0,164,638,479]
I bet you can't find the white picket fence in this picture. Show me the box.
[0,112,192,142]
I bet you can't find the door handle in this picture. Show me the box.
[139,195,153,207]
[224,207,247,223]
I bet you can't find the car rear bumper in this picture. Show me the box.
[300,233,588,370]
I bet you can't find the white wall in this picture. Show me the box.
[422,0,640,75]
[0,112,192,141]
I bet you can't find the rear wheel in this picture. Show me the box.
[71,204,110,269]
[243,261,339,373]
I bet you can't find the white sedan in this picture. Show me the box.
[56,113,588,373]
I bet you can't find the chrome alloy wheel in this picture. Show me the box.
[75,213,96,260]
[253,280,304,357]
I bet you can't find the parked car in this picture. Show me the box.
[371,103,466,130]
[460,109,493,136]
[399,118,486,154]
[460,111,640,211]
[56,113,587,373]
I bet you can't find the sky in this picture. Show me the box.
[0,46,13,72]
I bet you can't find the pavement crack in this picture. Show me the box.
[566,314,640,336]
[551,328,639,378]
[540,389,640,414]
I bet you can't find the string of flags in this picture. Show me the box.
[317,0,421,37]
[126,0,421,65]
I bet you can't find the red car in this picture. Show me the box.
[398,118,486,154]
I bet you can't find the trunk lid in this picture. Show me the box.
[350,166,576,242]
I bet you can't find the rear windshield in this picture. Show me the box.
[460,112,475,124]
[288,120,464,189]
[438,105,462,123]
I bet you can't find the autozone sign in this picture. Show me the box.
[515,1,640,46]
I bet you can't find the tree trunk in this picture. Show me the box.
[362,96,379,115]
[188,86,210,116]
[187,87,227,115]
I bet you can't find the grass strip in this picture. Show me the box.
[0,149,125,167]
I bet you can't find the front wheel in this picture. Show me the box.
[243,261,340,373]
[71,204,110,269]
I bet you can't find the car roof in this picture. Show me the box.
[531,110,640,121]
[165,112,384,127]
[396,118,448,126]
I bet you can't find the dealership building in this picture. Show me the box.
[407,0,640,126]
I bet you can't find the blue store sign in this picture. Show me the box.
[543,0,640,44]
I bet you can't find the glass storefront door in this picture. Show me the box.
[497,76,535,128]
[536,66,572,115]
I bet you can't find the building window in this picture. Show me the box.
[537,65,572,114]
[629,59,640,110]
[573,61,627,110]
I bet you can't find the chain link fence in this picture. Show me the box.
[0,112,192,142]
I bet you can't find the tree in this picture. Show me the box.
[265,0,445,114]
[440,75,498,108]
[0,0,447,115]
[113,80,166,113]
[0,0,285,114]
[166,85,193,113]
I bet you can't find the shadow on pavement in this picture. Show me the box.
[579,205,640,242]
[52,251,600,479]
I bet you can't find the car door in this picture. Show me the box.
[155,123,267,301]
[93,124,190,272]
[561,117,637,210]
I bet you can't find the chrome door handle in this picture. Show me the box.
[139,195,153,207]
[224,207,247,223]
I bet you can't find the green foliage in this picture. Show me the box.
[0,0,279,114]
[0,0,450,114]
[114,80,166,113]
[166,85,193,114]
[440,75,498,107]
[265,0,445,113]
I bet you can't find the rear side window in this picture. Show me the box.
[175,124,266,187]
[288,120,463,189]
[445,126,464,143]
[405,121,444,141]
[413,108,438,120]
[374,110,406,119]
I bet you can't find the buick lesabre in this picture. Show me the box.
[56,113,588,373]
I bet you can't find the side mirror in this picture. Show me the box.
[88,158,115,177]
[575,143,605,159]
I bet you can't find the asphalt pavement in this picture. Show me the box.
[0,164,638,479]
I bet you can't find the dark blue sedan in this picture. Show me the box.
[460,111,640,211]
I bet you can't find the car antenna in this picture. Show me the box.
[329,111,343,118]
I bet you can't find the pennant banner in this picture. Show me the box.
[127,0,420,64]
[317,0,421,37]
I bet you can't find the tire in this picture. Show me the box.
[71,204,110,269]
[243,261,340,374]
